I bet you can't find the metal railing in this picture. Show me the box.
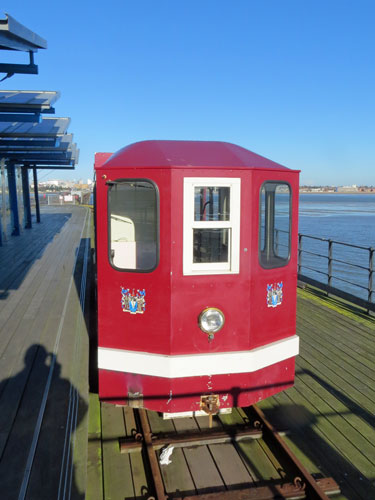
[298,233,375,314]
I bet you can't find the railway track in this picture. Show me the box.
[118,404,340,500]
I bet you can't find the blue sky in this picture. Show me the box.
[2,1,375,185]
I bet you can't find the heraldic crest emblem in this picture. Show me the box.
[266,282,283,308]
[121,287,146,314]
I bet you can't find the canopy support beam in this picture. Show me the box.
[33,167,40,223]
[7,163,20,236]
[22,166,32,228]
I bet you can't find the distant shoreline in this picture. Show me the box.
[299,191,375,195]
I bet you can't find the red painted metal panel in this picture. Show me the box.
[95,140,296,171]
[94,141,300,413]
[95,167,172,354]
[169,168,252,354]
[99,358,295,413]
[249,170,300,349]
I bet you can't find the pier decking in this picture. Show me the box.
[88,289,375,500]
[0,206,374,499]
[0,205,92,499]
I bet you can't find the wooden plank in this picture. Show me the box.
[123,407,149,499]
[298,295,375,340]
[86,393,103,500]
[271,389,371,500]
[0,209,86,465]
[297,340,375,411]
[232,407,284,485]
[0,210,73,311]
[102,403,134,500]
[0,214,77,363]
[294,364,375,469]
[297,322,375,374]
[298,327,375,398]
[28,222,92,498]
[297,302,375,355]
[257,396,350,500]
[0,208,89,499]
[298,315,375,376]
[148,411,194,496]
[206,442,252,489]
[147,411,196,496]
[194,411,253,489]
[173,416,225,494]
[256,397,321,475]
[0,213,60,293]
[0,345,69,498]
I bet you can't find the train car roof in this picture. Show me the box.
[95,140,297,171]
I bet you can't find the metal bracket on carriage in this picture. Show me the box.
[200,394,220,428]
[127,391,144,408]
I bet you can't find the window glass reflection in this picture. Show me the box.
[194,186,230,221]
[193,228,229,263]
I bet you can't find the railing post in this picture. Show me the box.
[298,234,302,275]
[369,247,374,315]
[275,228,279,255]
[327,240,333,296]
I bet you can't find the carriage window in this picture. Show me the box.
[259,182,291,268]
[183,178,240,275]
[108,180,158,271]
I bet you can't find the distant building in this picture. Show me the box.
[337,185,359,193]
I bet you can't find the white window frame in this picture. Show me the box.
[183,177,241,275]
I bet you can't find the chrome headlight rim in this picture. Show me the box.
[198,307,225,334]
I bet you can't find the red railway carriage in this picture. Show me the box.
[94,140,300,416]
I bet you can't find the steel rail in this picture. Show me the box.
[138,408,167,500]
[130,405,339,500]
[299,233,371,251]
[249,405,332,500]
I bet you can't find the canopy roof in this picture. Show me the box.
[0,14,47,52]
[0,18,78,171]
[0,116,70,136]
[0,90,59,122]
[0,14,47,78]
[0,117,79,168]
[101,140,293,171]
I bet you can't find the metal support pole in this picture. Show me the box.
[33,167,40,223]
[327,240,333,295]
[369,247,374,315]
[7,163,20,236]
[0,158,4,246]
[22,167,32,229]
[298,233,302,275]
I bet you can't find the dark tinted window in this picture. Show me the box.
[260,182,291,268]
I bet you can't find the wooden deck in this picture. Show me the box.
[1,207,374,499]
[0,205,93,500]
[88,287,375,500]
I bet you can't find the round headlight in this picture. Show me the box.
[198,308,225,334]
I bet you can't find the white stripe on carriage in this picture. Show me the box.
[98,335,299,379]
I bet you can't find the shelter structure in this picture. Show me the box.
[0,15,79,246]
[0,13,47,81]
[0,94,79,244]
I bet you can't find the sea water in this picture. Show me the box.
[298,194,375,302]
